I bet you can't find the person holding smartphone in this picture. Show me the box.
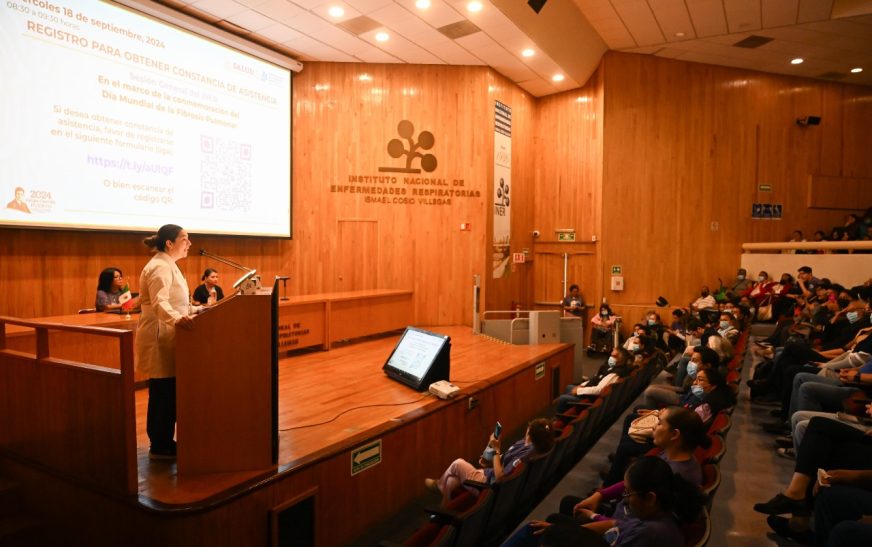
[424,418,553,507]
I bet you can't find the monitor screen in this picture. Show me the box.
[0,0,293,237]
[383,327,450,390]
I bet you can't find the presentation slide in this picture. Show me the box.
[0,0,292,237]
[386,329,447,380]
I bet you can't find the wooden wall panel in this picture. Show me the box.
[335,219,378,291]
[2,55,869,326]
[598,53,872,308]
[808,175,872,210]
[0,63,497,326]
[530,68,604,309]
[286,62,491,326]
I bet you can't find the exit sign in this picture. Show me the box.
[611,265,622,275]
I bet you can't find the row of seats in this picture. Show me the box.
[673,329,746,546]
[382,351,666,547]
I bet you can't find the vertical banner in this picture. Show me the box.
[493,101,512,278]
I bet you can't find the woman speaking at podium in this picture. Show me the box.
[135,224,198,460]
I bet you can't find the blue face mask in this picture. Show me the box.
[686,361,699,379]
[647,319,656,326]
[847,311,860,324]
[691,384,705,398]
[607,356,617,368]
[719,320,730,330]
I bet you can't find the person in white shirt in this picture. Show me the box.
[556,348,632,412]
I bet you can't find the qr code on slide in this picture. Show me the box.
[200,135,252,212]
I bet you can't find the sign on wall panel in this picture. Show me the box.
[493,101,512,278]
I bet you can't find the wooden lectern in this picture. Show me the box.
[175,285,278,475]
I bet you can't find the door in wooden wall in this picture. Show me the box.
[335,220,378,292]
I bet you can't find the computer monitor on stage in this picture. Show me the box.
[383,327,450,391]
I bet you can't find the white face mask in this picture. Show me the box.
[758,276,766,282]
[607,356,617,368]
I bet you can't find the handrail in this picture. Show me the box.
[0,315,133,357]
[0,315,132,336]
[742,241,872,252]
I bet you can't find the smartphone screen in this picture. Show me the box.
[494,421,502,439]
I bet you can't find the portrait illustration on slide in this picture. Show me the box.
[6,187,31,213]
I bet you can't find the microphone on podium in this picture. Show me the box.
[199,249,261,294]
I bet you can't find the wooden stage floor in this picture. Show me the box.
[134,326,571,507]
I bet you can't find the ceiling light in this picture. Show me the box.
[552,73,564,82]
[675,32,685,37]
[358,73,372,82]
[415,0,431,8]
[328,6,344,18]
[467,1,483,13]
[521,48,535,58]
[790,58,804,65]
[375,31,389,42]
[850,67,863,74]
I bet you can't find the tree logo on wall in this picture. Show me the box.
[495,178,509,207]
[378,120,437,174]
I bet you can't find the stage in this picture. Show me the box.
[2,324,573,546]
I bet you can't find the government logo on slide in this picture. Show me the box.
[378,120,437,174]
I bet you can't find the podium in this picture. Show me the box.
[175,286,278,475]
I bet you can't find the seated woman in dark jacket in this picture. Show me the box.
[601,367,734,485]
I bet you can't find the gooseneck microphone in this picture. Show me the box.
[199,249,252,273]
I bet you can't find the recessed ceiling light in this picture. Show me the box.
[790,58,804,65]
[521,48,535,58]
[850,67,863,73]
[552,73,564,82]
[328,6,344,18]
[467,1,483,13]
[375,31,389,42]
[415,0,431,8]
[675,32,685,37]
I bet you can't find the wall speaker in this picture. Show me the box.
[528,0,548,14]
[796,116,821,126]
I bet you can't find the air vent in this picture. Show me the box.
[817,72,847,80]
[437,20,481,40]
[733,35,773,48]
[338,16,382,35]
